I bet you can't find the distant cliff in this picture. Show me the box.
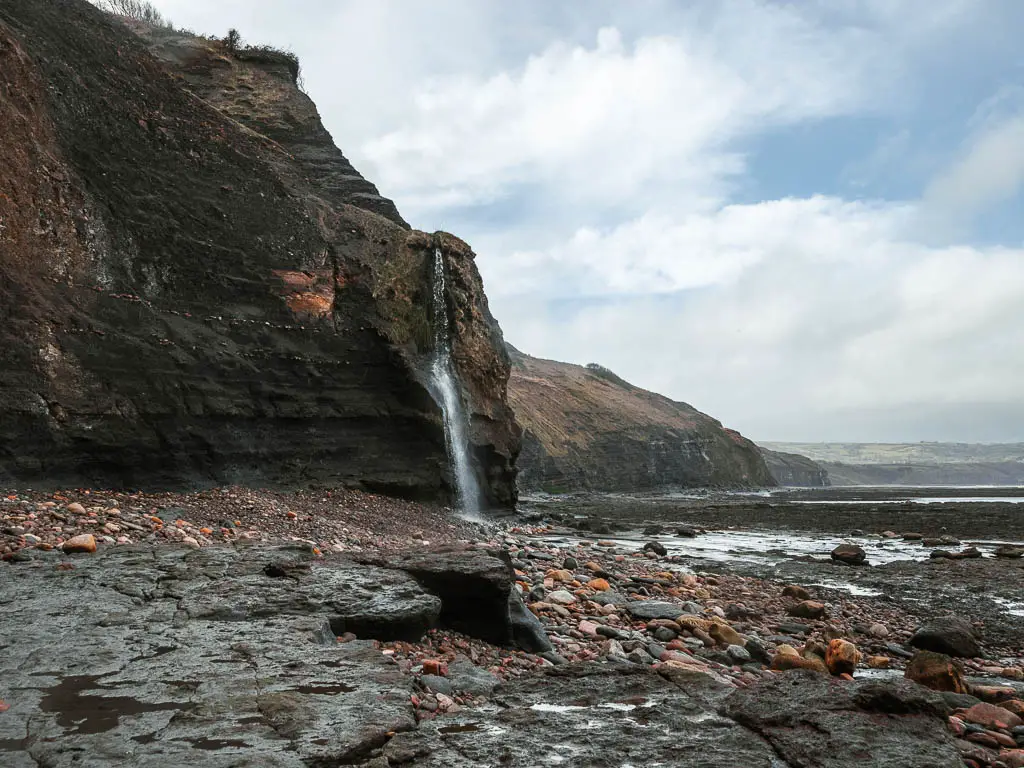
[822,462,1024,486]
[0,1,519,506]
[507,348,774,492]
[761,443,1024,487]
[760,449,830,487]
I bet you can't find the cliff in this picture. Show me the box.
[822,461,1024,486]
[0,0,518,506]
[760,449,831,487]
[508,348,774,492]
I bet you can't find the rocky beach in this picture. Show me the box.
[3,486,1024,767]
[2,1,1023,766]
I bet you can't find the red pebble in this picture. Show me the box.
[422,659,446,676]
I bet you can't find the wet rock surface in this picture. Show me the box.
[0,545,431,767]
[392,664,781,767]
[724,670,964,767]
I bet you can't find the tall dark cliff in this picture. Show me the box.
[508,348,774,492]
[0,0,519,506]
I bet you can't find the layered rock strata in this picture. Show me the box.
[0,1,518,506]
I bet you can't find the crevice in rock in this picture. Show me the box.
[328,614,435,644]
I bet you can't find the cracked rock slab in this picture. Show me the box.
[0,545,433,767]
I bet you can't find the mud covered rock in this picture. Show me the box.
[723,670,964,767]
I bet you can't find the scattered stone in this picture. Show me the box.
[788,600,827,620]
[625,601,687,621]
[994,545,1024,559]
[867,656,891,669]
[826,639,859,676]
[709,622,745,647]
[586,578,610,591]
[61,534,96,554]
[905,650,968,693]
[962,702,1023,731]
[675,527,698,537]
[909,617,982,658]
[782,584,811,600]
[831,543,867,565]
[447,658,500,697]
[420,674,453,695]
[546,590,576,606]
[642,541,667,557]
[726,644,752,663]
[776,622,812,636]
[868,623,890,638]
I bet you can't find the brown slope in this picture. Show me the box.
[0,1,518,506]
[508,348,773,492]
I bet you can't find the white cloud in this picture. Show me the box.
[921,113,1024,229]
[362,5,886,223]
[491,198,1024,440]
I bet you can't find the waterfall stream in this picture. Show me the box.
[429,247,482,517]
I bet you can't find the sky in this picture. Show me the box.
[146,0,1024,442]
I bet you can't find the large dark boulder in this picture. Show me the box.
[909,616,982,658]
[722,670,963,767]
[831,543,867,565]
[363,545,552,652]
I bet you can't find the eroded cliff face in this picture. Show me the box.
[759,449,830,487]
[0,0,518,507]
[508,348,773,492]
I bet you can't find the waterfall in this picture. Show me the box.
[428,247,482,517]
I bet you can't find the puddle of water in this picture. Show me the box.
[793,497,1024,505]
[536,527,1013,568]
[993,598,1024,617]
[40,675,193,735]
[530,703,587,713]
[293,683,356,695]
[810,582,883,597]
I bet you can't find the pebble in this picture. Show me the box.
[62,534,96,554]
[727,644,752,663]
[547,590,576,606]
[868,623,889,638]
